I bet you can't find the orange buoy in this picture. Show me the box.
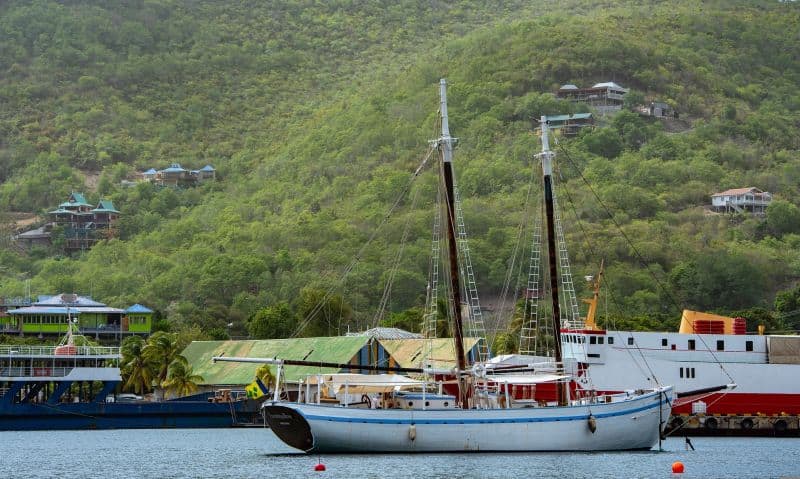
[672,461,685,474]
[314,463,326,472]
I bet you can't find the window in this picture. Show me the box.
[690,368,696,378]
[627,337,634,346]
[661,338,668,347]
[745,341,753,352]
[598,337,604,344]
[688,339,696,351]
[679,368,684,378]
[608,337,614,345]
[716,340,724,351]
[590,336,597,345]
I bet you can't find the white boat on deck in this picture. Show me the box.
[214,78,673,453]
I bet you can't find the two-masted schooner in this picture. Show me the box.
[213,79,673,453]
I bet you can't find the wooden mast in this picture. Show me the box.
[438,79,469,409]
[539,116,567,406]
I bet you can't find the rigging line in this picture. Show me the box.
[492,155,538,348]
[555,170,660,386]
[372,184,423,327]
[557,143,736,385]
[290,145,438,338]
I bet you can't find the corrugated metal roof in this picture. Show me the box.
[60,192,91,207]
[545,113,593,123]
[35,294,106,307]
[143,168,158,175]
[348,327,422,340]
[182,337,371,385]
[162,163,186,173]
[7,306,124,315]
[379,338,481,370]
[592,81,627,91]
[125,303,153,313]
[92,200,119,213]
[200,165,215,171]
[711,187,763,197]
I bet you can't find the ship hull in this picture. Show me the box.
[560,329,800,416]
[264,387,672,453]
[0,400,262,431]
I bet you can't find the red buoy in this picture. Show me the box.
[672,461,685,474]
[314,463,326,472]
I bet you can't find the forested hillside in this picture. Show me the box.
[1,0,799,342]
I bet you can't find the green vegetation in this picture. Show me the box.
[2,0,800,344]
[119,332,202,396]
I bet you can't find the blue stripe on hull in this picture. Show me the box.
[300,398,661,425]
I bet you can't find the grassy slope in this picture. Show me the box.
[1,0,799,333]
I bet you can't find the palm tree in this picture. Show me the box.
[120,336,154,394]
[143,331,181,386]
[161,357,204,399]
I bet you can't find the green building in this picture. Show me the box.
[2,293,153,339]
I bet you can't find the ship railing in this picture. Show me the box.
[0,366,73,378]
[0,345,120,356]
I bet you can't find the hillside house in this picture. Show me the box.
[649,101,676,118]
[556,82,628,114]
[543,113,594,137]
[48,194,120,251]
[711,187,772,214]
[140,163,216,187]
[14,193,120,253]
[1,293,153,339]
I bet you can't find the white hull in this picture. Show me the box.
[264,387,673,453]
[559,329,800,414]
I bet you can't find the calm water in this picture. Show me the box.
[0,428,798,479]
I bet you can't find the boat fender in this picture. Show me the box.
[774,419,788,433]
[740,418,754,430]
[408,424,417,441]
[587,414,597,434]
[704,417,718,430]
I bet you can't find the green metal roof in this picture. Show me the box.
[182,336,371,385]
[92,200,119,213]
[379,337,482,369]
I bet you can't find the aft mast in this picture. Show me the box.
[437,79,469,409]
[538,117,567,406]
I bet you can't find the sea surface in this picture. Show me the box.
[0,428,797,479]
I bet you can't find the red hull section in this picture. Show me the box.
[672,392,800,416]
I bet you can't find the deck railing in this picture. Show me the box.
[0,366,74,378]
[0,345,120,357]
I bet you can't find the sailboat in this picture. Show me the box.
[214,79,673,453]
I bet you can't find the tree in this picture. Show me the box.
[295,288,353,337]
[143,331,182,387]
[766,200,800,237]
[161,357,204,398]
[248,302,295,339]
[582,127,623,159]
[120,336,154,394]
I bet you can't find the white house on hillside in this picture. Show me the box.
[711,187,772,214]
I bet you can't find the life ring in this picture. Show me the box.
[704,417,718,430]
[740,417,754,430]
[361,394,372,408]
[471,363,486,378]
